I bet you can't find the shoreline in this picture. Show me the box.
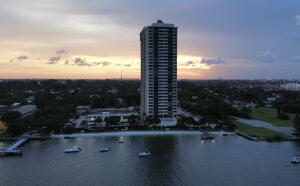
[51,130,235,138]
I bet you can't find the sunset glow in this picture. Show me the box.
[1,0,300,79]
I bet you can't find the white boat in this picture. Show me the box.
[139,152,151,157]
[64,146,81,153]
[117,137,124,143]
[99,147,111,152]
[291,155,300,164]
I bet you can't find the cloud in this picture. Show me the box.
[47,56,61,64]
[56,49,67,55]
[256,51,277,63]
[17,55,29,61]
[296,15,300,25]
[93,61,111,67]
[185,61,195,66]
[123,64,131,67]
[292,56,300,62]
[65,60,69,65]
[73,58,92,66]
[201,57,226,65]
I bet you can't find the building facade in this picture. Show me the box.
[140,20,177,125]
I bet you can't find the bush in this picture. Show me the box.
[62,125,76,134]
[266,135,284,142]
[278,112,290,120]
[1,111,21,123]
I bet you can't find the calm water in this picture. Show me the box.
[0,133,300,186]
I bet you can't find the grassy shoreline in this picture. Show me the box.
[250,107,294,127]
[232,120,288,140]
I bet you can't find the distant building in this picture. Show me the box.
[25,96,35,103]
[266,97,276,104]
[14,105,37,117]
[0,105,9,114]
[75,108,138,128]
[107,87,119,94]
[280,83,300,91]
[11,102,21,109]
[140,20,178,126]
[191,96,199,100]
[117,98,124,104]
[76,105,91,115]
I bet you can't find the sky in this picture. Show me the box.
[1,0,300,79]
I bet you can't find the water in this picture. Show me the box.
[0,133,300,186]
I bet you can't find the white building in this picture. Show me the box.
[140,20,177,125]
[75,108,138,128]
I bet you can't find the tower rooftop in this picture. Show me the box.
[150,20,175,28]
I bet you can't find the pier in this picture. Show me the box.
[0,134,49,157]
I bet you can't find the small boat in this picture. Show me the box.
[64,136,75,139]
[99,147,111,152]
[139,152,151,157]
[291,155,300,164]
[201,132,215,140]
[64,146,81,153]
[117,137,124,143]
[0,149,22,157]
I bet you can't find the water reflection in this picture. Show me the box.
[0,135,300,186]
[137,136,179,186]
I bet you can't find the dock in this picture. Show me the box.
[0,135,49,157]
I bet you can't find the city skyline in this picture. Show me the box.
[1,0,300,79]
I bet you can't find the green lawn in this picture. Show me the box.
[250,107,294,127]
[233,120,288,139]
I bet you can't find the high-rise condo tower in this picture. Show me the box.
[140,20,177,126]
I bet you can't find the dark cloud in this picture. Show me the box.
[292,56,300,62]
[65,60,69,65]
[185,61,195,66]
[56,49,67,55]
[17,55,29,61]
[256,51,277,63]
[47,56,61,64]
[201,57,226,65]
[93,61,111,67]
[73,58,92,66]
[123,64,131,67]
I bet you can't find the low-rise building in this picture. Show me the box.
[25,96,35,103]
[76,105,91,115]
[75,108,138,128]
[0,105,9,114]
[13,105,38,117]
[11,102,21,109]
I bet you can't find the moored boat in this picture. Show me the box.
[64,136,75,139]
[201,132,215,140]
[117,137,124,143]
[99,147,111,152]
[64,146,81,153]
[291,155,300,164]
[139,151,151,157]
[0,149,22,157]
